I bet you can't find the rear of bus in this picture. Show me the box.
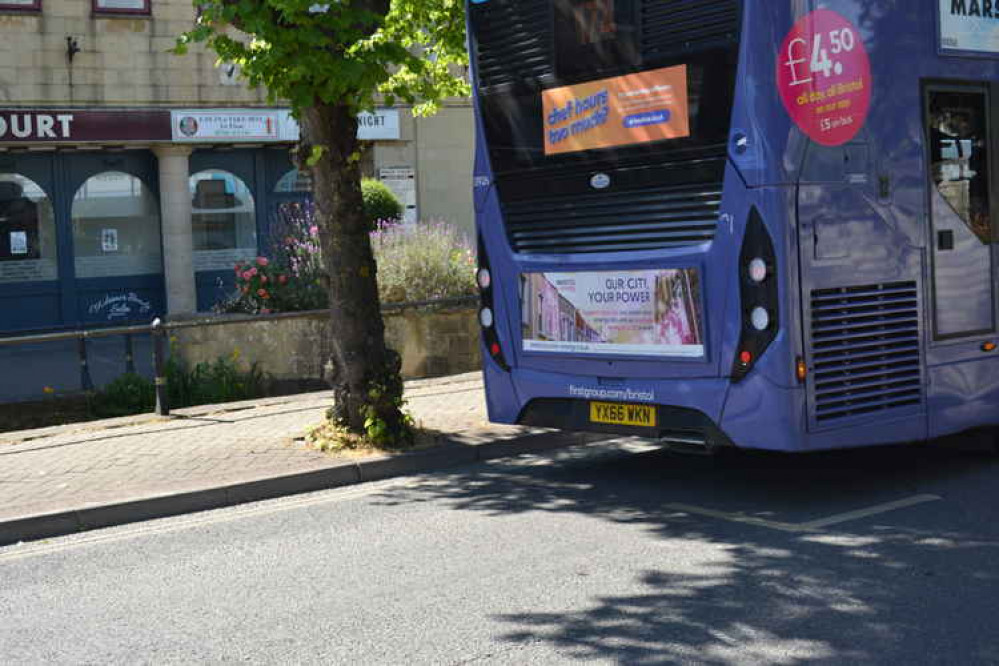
[469,1,912,453]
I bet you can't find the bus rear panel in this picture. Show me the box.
[470,0,999,452]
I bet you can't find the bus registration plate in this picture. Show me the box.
[590,402,657,428]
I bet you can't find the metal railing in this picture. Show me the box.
[0,296,479,417]
[0,319,172,415]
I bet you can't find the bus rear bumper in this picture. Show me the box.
[488,368,733,448]
[517,398,736,450]
[485,368,808,453]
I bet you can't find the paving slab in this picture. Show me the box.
[0,373,602,545]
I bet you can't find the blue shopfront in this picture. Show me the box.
[0,149,167,333]
[0,109,310,334]
[189,147,309,311]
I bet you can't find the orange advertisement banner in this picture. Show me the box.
[542,65,691,156]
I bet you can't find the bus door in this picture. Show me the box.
[923,84,997,341]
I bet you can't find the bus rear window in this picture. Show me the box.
[479,51,737,174]
[553,0,639,80]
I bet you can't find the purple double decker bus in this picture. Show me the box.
[470,0,999,452]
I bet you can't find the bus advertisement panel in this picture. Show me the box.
[542,65,691,156]
[520,269,704,358]
[940,0,999,53]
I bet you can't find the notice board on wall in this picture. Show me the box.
[378,166,417,225]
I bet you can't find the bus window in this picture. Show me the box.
[928,91,992,244]
[926,87,995,339]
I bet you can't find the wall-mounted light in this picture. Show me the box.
[66,36,81,63]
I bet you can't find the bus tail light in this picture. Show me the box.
[478,239,509,371]
[732,209,778,382]
[796,357,808,383]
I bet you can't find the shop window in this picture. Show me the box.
[0,174,56,283]
[274,169,312,193]
[190,169,257,271]
[72,171,162,279]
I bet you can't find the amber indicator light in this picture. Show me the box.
[796,357,808,382]
[983,342,997,353]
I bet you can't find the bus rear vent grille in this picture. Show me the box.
[472,0,552,89]
[504,182,722,254]
[810,282,922,423]
[641,0,741,58]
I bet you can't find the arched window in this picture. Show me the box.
[274,169,312,193]
[190,169,257,271]
[0,174,56,283]
[72,171,162,279]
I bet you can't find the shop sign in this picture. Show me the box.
[940,0,999,53]
[0,108,400,144]
[88,292,153,321]
[0,110,171,144]
[172,110,281,142]
[278,109,401,141]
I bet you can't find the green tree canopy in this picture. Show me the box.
[175,0,470,446]
[177,0,469,115]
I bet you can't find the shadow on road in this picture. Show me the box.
[377,442,999,664]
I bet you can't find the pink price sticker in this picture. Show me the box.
[777,9,872,147]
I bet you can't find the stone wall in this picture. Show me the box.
[171,303,481,386]
[0,0,267,107]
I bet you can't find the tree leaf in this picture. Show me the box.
[306,145,327,167]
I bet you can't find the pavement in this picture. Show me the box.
[0,372,602,546]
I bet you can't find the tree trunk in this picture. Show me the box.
[299,101,409,444]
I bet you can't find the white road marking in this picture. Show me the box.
[667,494,943,534]
[797,494,942,530]
[665,504,804,533]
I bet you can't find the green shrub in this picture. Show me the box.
[371,220,476,303]
[92,373,155,417]
[165,352,267,409]
[361,178,403,226]
[92,351,268,418]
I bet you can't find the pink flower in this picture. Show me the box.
[260,275,268,284]
[309,225,319,237]
[234,263,244,274]
[257,288,269,299]
[242,271,254,281]
[256,256,269,267]
[278,274,288,285]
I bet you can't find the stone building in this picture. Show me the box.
[0,0,474,333]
